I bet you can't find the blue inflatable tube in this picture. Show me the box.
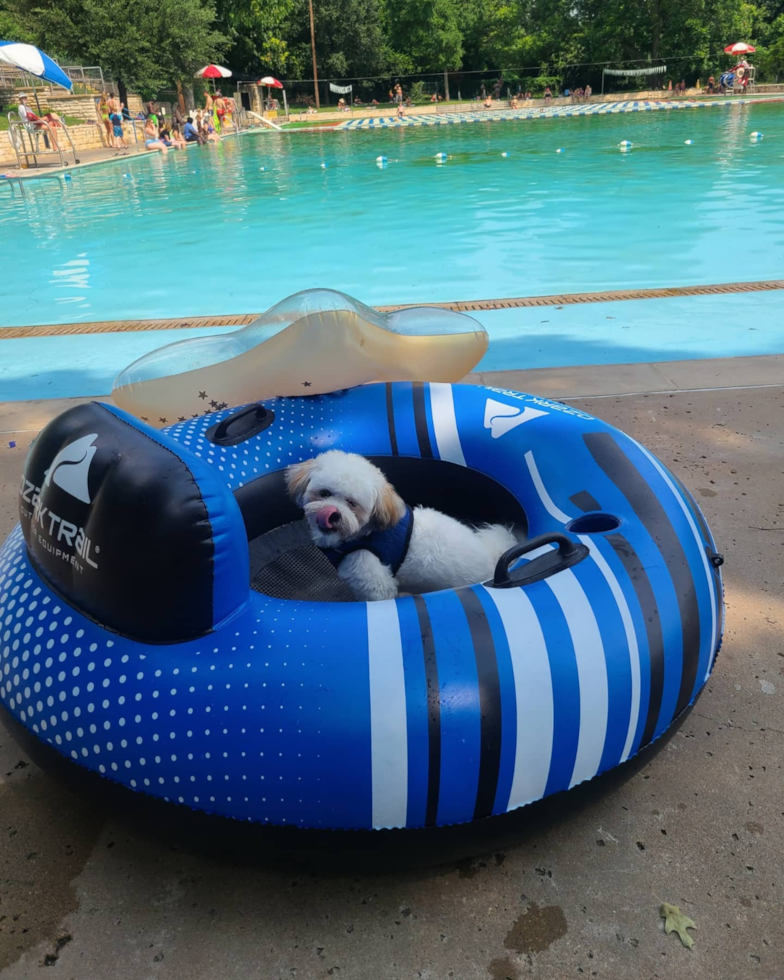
[0,382,723,832]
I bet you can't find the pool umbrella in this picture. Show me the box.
[724,42,756,55]
[195,64,232,80]
[195,63,232,97]
[0,40,72,113]
[257,75,283,108]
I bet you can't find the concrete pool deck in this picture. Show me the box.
[0,355,782,979]
[3,285,784,402]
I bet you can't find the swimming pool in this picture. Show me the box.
[1,100,783,328]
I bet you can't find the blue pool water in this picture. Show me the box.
[1,100,783,328]
[2,291,783,401]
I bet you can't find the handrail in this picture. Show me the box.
[5,111,80,169]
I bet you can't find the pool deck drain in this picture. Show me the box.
[3,278,783,339]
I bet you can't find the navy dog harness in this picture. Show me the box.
[323,506,414,575]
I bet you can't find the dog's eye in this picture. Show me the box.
[318,489,331,499]
[346,499,357,509]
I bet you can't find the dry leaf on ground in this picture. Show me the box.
[660,902,697,949]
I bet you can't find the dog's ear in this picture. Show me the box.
[285,458,315,504]
[373,481,406,529]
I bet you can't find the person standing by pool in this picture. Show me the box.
[204,89,213,111]
[585,83,592,101]
[493,77,502,100]
[544,86,552,103]
[214,94,226,131]
[97,93,112,146]
[394,82,403,103]
[111,106,129,151]
[397,101,405,118]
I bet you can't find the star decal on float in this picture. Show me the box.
[159,417,168,424]
[178,416,186,422]
[302,381,312,387]
[191,414,200,419]
[198,391,208,400]
[216,401,228,410]
[141,416,149,421]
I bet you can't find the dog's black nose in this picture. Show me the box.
[328,510,341,527]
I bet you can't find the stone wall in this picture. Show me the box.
[44,93,101,121]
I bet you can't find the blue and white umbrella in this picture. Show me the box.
[0,41,73,91]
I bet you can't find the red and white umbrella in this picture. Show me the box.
[195,64,232,79]
[257,76,284,109]
[724,42,756,55]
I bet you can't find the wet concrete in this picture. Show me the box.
[0,362,782,979]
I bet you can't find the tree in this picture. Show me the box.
[9,0,227,97]
[0,2,35,43]
[387,0,464,73]
[757,14,784,78]
[215,0,295,76]
[283,0,388,80]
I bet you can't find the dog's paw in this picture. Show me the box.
[338,551,398,602]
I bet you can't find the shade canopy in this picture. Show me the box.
[0,41,73,90]
[195,64,232,79]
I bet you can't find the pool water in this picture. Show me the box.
[1,101,783,328]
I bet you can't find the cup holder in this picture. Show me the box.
[566,513,621,534]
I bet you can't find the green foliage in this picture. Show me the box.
[409,80,427,101]
[5,0,227,94]
[529,73,561,95]
[0,6,35,42]
[285,0,388,78]
[756,15,784,78]
[386,0,465,72]
[214,0,295,74]
[4,0,784,91]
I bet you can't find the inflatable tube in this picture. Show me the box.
[112,289,488,427]
[0,383,723,832]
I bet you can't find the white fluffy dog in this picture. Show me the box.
[286,450,517,602]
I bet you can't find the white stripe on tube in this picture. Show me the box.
[481,585,554,810]
[524,449,643,766]
[579,534,640,763]
[366,599,408,829]
[547,570,609,788]
[524,450,571,523]
[633,442,718,681]
[429,383,466,466]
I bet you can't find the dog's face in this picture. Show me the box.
[285,451,405,548]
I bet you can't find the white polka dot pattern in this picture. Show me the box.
[0,521,376,830]
[0,387,406,830]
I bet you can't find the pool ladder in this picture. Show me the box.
[5,111,80,170]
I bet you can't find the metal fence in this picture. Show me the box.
[0,63,114,97]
